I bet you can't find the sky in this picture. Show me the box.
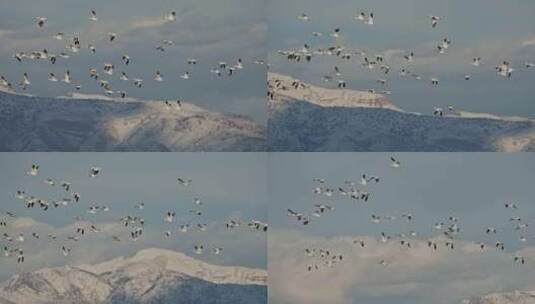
[0,0,267,123]
[268,0,535,118]
[268,153,535,304]
[0,153,268,282]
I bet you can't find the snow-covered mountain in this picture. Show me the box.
[0,248,267,304]
[466,291,535,304]
[268,73,535,152]
[0,89,266,151]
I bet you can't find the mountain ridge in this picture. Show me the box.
[467,290,535,304]
[268,73,535,152]
[0,248,267,304]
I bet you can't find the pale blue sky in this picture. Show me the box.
[0,0,267,123]
[0,153,267,281]
[270,153,535,247]
[268,0,535,118]
[268,153,535,304]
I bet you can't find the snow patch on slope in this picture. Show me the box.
[0,89,265,151]
[467,290,535,304]
[269,72,401,111]
[268,73,535,152]
[0,248,267,304]
[79,248,267,286]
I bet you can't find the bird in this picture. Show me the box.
[108,32,117,42]
[505,203,518,209]
[48,73,58,82]
[496,61,513,78]
[89,10,98,21]
[180,72,190,80]
[429,15,441,28]
[194,245,204,254]
[390,157,400,168]
[433,107,444,117]
[166,10,177,22]
[177,178,192,186]
[27,164,39,176]
[164,211,175,223]
[54,33,64,40]
[154,71,163,82]
[297,13,310,22]
[61,246,71,256]
[122,55,130,65]
[34,17,48,28]
[62,70,71,84]
[89,167,101,177]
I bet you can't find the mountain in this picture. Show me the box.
[268,73,535,152]
[0,248,267,304]
[0,88,266,151]
[466,291,535,304]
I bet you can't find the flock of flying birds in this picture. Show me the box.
[285,156,531,272]
[274,10,534,116]
[0,9,267,105]
[0,163,266,268]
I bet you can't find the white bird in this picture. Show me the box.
[120,72,129,81]
[89,167,101,177]
[429,15,441,28]
[48,73,58,82]
[61,246,71,256]
[103,63,114,75]
[166,10,177,22]
[89,10,98,21]
[366,13,374,25]
[34,17,47,28]
[27,164,39,176]
[154,71,163,82]
[177,177,192,186]
[496,61,514,78]
[108,32,117,42]
[194,245,204,254]
[180,72,190,80]
[404,52,414,62]
[122,55,130,65]
[164,211,176,223]
[21,73,31,87]
[62,70,71,84]
[390,157,400,168]
[297,13,310,21]
[133,78,143,88]
[17,250,24,263]
[505,202,518,209]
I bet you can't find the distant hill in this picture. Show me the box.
[0,89,266,151]
[268,73,535,152]
[0,248,267,304]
